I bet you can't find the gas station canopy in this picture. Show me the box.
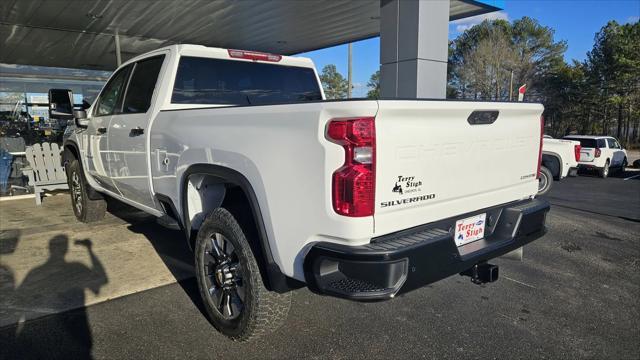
[1,0,501,71]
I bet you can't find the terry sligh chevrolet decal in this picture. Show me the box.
[393,175,423,195]
[382,175,435,208]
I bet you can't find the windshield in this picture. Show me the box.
[172,56,322,106]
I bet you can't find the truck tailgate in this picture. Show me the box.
[373,101,544,236]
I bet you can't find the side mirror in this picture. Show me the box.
[48,89,74,120]
[73,110,89,128]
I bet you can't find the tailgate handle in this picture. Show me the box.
[467,110,499,125]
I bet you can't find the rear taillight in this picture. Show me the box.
[537,116,544,179]
[327,117,376,217]
[595,148,601,158]
[228,49,282,62]
[574,144,581,162]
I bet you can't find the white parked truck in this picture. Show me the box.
[538,136,580,195]
[51,45,549,341]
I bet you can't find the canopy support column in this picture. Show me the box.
[379,0,450,99]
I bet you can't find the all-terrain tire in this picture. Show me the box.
[194,208,291,341]
[537,166,553,196]
[67,159,107,222]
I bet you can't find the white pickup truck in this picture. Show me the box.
[538,136,581,195]
[51,45,549,341]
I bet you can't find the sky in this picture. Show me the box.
[299,0,640,97]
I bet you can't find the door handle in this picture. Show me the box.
[130,127,144,136]
[96,127,107,134]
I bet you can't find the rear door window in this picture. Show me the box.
[597,139,607,148]
[122,55,165,114]
[171,56,322,105]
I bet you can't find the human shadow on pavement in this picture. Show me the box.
[1,235,107,360]
[0,229,20,327]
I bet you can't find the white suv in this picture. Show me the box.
[563,135,628,178]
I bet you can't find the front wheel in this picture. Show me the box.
[194,208,291,341]
[537,166,553,196]
[67,159,106,222]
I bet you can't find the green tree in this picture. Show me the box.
[510,17,567,97]
[319,64,348,99]
[448,17,566,101]
[366,70,380,99]
[587,21,640,142]
[533,20,638,142]
[449,19,515,100]
[449,17,639,144]
[539,61,595,136]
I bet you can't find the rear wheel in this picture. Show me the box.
[194,208,291,341]
[599,160,610,178]
[67,159,106,222]
[537,166,553,196]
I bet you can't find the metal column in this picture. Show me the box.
[114,30,122,67]
[347,43,353,98]
[380,0,450,99]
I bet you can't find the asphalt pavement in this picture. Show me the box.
[548,167,640,221]
[1,172,639,360]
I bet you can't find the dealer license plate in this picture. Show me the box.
[454,213,486,247]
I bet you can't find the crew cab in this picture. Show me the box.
[538,136,580,195]
[50,44,549,341]
[563,135,628,178]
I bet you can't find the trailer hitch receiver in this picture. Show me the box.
[461,262,499,284]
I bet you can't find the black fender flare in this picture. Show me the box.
[542,151,562,179]
[180,164,296,292]
[62,139,80,168]
[62,140,104,200]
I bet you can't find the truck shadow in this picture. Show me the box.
[578,168,639,179]
[104,198,208,319]
[615,169,640,179]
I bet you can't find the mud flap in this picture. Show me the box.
[500,246,523,261]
